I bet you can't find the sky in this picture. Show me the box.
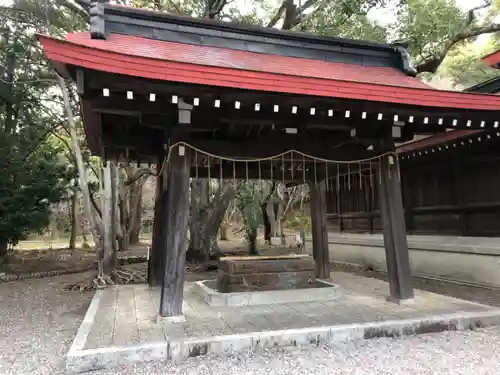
[369,0,491,25]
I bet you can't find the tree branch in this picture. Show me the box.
[49,128,74,157]
[57,0,89,20]
[267,1,286,27]
[416,22,500,73]
[124,168,153,186]
[203,0,228,19]
[89,187,102,219]
[465,0,492,26]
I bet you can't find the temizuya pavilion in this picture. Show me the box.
[38,2,500,318]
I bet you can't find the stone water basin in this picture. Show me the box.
[193,254,343,307]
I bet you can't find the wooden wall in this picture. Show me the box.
[326,135,500,237]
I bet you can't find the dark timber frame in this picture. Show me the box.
[378,153,413,300]
[326,77,500,238]
[39,3,500,316]
[310,181,329,279]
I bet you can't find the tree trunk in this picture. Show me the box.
[128,182,143,245]
[276,203,286,245]
[261,203,271,243]
[58,76,101,250]
[118,194,129,251]
[102,161,118,275]
[102,162,113,275]
[266,200,278,237]
[187,180,235,262]
[261,182,276,243]
[247,228,258,255]
[279,218,286,245]
[0,241,8,258]
[128,202,142,245]
[80,220,90,248]
[219,223,229,241]
[299,193,306,251]
[69,193,78,249]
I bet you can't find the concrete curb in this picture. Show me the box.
[68,288,104,354]
[193,279,343,307]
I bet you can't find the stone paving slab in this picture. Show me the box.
[68,272,500,373]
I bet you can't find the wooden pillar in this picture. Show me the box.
[378,153,414,302]
[148,159,167,287]
[310,180,329,279]
[159,145,191,317]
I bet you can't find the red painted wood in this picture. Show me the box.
[482,49,500,68]
[37,33,500,111]
[397,130,482,154]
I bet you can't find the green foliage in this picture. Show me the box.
[285,214,312,234]
[438,39,500,88]
[235,181,271,255]
[301,0,388,41]
[0,132,70,248]
[395,0,465,62]
[0,0,86,252]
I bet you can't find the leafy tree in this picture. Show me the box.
[236,181,270,255]
[0,1,78,256]
[0,130,71,256]
[394,0,500,74]
[437,37,500,89]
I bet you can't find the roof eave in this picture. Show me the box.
[99,3,417,76]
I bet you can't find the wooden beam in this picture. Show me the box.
[310,181,329,278]
[159,149,192,317]
[378,152,414,302]
[102,132,378,160]
[178,136,376,160]
[92,95,441,138]
[86,71,500,125]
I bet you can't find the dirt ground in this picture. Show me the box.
[0,244,150,276]
[0,233,301,277]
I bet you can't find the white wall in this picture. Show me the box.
[306,233,500,287]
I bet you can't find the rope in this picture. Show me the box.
[159,141,395,176]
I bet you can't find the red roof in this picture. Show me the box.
[482,49,500,68]
[397,130,481,154]
[38,32,500,110]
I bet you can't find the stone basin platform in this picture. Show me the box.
[216,254,316,293]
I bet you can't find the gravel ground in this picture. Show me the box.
[2,272,500,375]
[331,264,500,307]
[0,272,93,375]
